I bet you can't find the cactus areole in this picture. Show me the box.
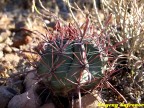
[36,22,104,96]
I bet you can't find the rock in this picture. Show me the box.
[8,87,41,108]
[0,63,9,78]
[0,30,11,43]
[5,37,13,46]
[0,43,6,50]
[15,21,26,29]
[4,53,20,64]
[0,14,13,29]
[24,35,32,44]
[0,60,14,72]
[0,86,17,108]
[3,54,20,71]
[24,70,38,90]
[11,47,20,52]
[3,45,12,53]
[0,51,4,59]
[10,80,25,94]
[22,52,40,62]
[12,35,32,48]
[12,21,31,48]
[73,91,104,108]
[40,103,55,108]
[0,64,5,72]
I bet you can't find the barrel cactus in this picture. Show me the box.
[35,22,105,96]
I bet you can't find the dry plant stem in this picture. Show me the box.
[72,43,91,108]
[80,18,90,42]
[32,0,65,24]
[32,0,36,12]
[71,94,74,108]
[102,0,113,11]
[78,87,82,108]
[93,0,103,29]
[38,0,49,12]
[106,81,128,103]
[67,1,90,43]
[67,0,82,37]
[74,2,85,17]
[81,44,91,82]
[66,2,85,17]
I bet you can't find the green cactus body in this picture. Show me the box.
[50,40,74,93]
[37,38,103,96]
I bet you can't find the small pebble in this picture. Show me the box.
[5,37,13,46]
[0,30,11,43]
[4,53,20,63]
[0,43,6,50]
[0,51,4,59]
[24,35,32,44]
[0,64,5,72]
[11,47,20,52]
[3,46,12,53]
